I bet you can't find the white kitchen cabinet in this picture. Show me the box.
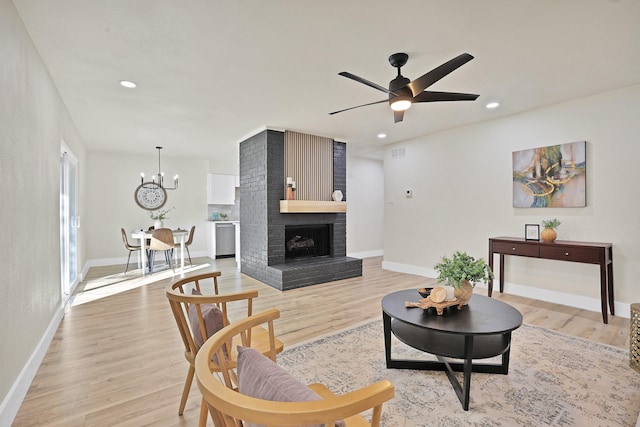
[207,174,237,205]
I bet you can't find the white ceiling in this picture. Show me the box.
[13,0,640,161]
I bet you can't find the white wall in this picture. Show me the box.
[0,0,87,422]
[383,85,640,311]
[346,154,384,257]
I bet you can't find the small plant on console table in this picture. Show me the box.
[541,218,561,243]
[434,251,494,305]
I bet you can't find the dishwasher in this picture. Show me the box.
[215,223,236,258]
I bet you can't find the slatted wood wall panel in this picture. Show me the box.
[284,131,333,201]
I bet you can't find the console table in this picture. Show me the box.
[488,237,614,324]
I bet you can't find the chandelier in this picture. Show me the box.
[140,146,178,190]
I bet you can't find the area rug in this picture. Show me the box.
[277,320,640,427]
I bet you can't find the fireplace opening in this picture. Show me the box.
[285,224,332,262]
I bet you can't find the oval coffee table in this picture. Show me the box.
[382,289,523,410]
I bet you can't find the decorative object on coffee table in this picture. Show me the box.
[434,251,493,305]
[541,218,561,242]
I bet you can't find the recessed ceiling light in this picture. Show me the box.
[486,102,500,109]
[120,80,137,88]
[377,133,387,139]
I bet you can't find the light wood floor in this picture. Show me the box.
[13,256,630,426]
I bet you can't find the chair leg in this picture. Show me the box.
[178,365,195,415]
[167,250,174,272]
[125,251,132,275]
[186,246,193,266]
[198,397,208,427]
[149,251,155,274]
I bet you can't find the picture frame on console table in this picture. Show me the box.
[525,224,540,241]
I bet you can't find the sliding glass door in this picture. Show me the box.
[60,144,79,299]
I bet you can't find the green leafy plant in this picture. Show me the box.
[541,218,561,229]
[149,206,175,221]
[434,251,494,288]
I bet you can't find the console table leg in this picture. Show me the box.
[499,254,505,293]
[600,263,609,324]
[608,258,615,316]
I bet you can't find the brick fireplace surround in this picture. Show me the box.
[239,129,363,291]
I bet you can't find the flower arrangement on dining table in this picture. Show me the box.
[148,206,175,221]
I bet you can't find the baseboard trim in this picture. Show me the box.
[347,249,383,259]
[0,304,64,427]
[381,260,630,319]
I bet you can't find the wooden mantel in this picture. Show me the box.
[279,200,347,213]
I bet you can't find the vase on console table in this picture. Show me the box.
[541,228,557,243]
[154,220,163,230]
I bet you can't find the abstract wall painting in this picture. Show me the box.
[513,141,586,208]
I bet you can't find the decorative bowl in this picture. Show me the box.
[418,287,433,298]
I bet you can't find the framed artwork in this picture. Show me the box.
[512,141,586,208]
[525,224,540,241]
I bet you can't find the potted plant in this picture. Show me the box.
[541,218,561,242]
[434,251,494,305]
[149,207,175,229]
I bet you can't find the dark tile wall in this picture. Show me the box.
[239,130,362,290]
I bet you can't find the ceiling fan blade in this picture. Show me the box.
[329,99,388,115]
[406,53,474,97]
[413,91,479,103]
[338,72,397,95]
[394,110,404,123]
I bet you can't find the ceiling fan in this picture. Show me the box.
[329,52,479,123]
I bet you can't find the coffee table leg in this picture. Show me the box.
[383,312,392,367]
[439,335,474,410]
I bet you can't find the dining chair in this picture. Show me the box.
[175,225,195,266]
[120,228,141,275]
[166,271,284,427]
[194,309,395,427]
[148,228,175,273]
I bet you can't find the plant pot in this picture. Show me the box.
[154,220,164,229]
[541,227,557,242]
[454,280,474,305]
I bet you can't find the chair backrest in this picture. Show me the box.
[185,225,196,246]
[166,272,259,363]
[150,228,174,251]
[195,309,395,427]
[121,228,138,251]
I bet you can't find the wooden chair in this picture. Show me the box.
[166,272,284,427]
[148,228,174,273]
[195,308,395,427]
[120,228,141,275]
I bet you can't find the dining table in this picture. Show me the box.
[130,228,189,275]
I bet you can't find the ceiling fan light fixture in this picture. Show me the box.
[486,101,500,109]
[390,98,412,111]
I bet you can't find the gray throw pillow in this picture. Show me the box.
[236,346,344,427]
[188,289,224,347]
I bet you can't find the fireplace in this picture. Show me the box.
[239,129,362,290]
[285,224,332,261]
